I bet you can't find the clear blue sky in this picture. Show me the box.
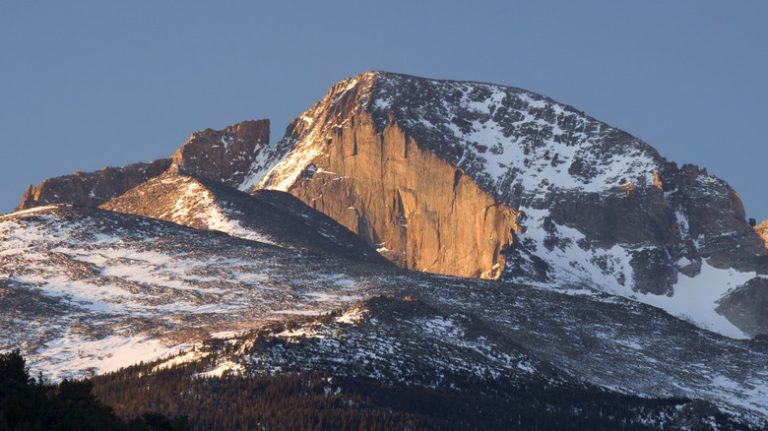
[2,1,766,218]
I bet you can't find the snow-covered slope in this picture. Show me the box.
[2,204,768,422]
[251,71,768,337]
[0,205,389,379]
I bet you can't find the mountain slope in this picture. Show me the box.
[0,205,391,379]
[100,173,387,264]
[249,71,768,337]
[1,205,768,423]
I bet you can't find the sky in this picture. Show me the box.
[1,1,766,218]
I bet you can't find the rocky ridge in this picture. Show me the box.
[170,119,270,187]
[16,159,171,210]
[16,119,270,210]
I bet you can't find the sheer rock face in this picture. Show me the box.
[15,159,171,210]
[255,71,768,335]
[257,79,520,279]
[100,173,388,264]
[170,119,270,188]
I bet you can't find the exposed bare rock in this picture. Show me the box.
[14,119,270,212]
[256,79,520,279]
[170,119,270,188]
[100,172,388,264]
[16,159,170,210]
[717,277,768,337]
[755,220,768,248]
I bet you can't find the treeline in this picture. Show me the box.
[0,350,188,431]
[3,349,759,430]
[90,358,756,431]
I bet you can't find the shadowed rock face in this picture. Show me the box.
[16,159,171,210]
[717,277,768,337]
[170,119,270,188]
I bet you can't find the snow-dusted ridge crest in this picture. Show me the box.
[255,70,663,198]
[100,172,389,264]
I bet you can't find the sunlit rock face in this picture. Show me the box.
[16,159,171,210]
[255,76,521,280]
[755,220,768,248]
[252,71,768,336]
[170,119,270,188]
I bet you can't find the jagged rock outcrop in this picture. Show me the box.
[100,172,388,264]
[170,119,270,188]
[16,159,171,210]
[717,277,768,337]
[15,119,270,211]
[251,71,768,336]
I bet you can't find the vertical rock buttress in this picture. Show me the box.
[280,113,520,280]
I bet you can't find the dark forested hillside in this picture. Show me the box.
[0,350,188,431]
[89,359,755,431]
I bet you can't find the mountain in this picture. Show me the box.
[244,71,768,338]
[756,220,768,246]
[5,71,768,428]
[169,119,270,188]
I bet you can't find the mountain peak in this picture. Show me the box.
[170,119,270,188]
[252,71,768,337]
